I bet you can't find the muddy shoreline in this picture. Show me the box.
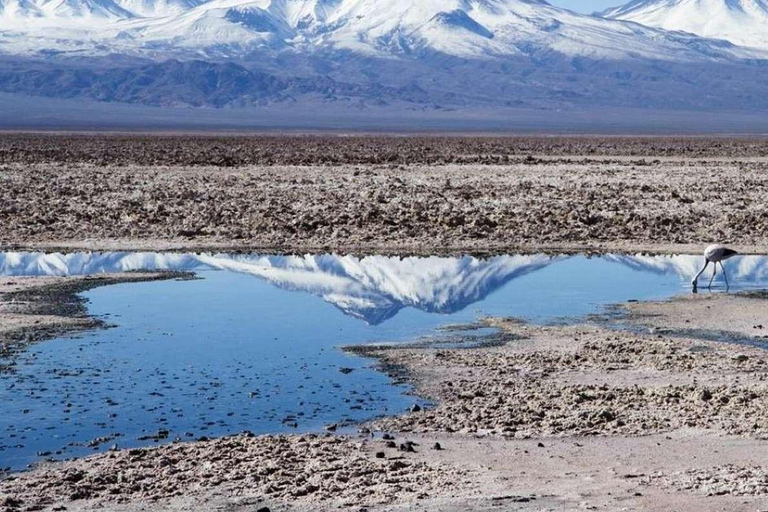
[6,242,768,258]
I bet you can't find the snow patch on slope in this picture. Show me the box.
[603,0,768,51]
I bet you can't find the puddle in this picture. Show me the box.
[1,251,767,471]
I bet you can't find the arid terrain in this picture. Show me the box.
[2,134,768,254]
[2,134,768,512]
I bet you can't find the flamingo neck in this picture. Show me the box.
[692,260,709,285]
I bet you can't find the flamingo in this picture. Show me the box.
[691,244,738,291]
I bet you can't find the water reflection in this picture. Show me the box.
[2,252,768,325]
[604,254,768,288]
[0,252,562,325]
[1,250,767,470]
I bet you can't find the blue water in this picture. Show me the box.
[1,252,766,471]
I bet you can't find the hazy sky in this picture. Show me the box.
[548,0,623,13]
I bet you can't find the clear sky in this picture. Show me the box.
[548,0,623,13]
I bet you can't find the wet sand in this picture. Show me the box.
[4,290,768,511]
[2,135,768,254]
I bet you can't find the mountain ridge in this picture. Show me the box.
[0,252,560,324]
[1,0,766,60]
[1,0,768,114]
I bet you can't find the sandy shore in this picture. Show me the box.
[2,134,768,254]
[4,289,768,511]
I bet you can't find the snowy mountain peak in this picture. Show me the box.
[1,0,767,61]
[1,0,768,112]
[602,0,768,50]
[0,0,201,20]
[0,252,560,325]
[0,0,133,19]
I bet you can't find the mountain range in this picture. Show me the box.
[0,0,767,120]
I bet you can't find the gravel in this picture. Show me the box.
[371,319,768,438]
[3,134,768,166]
[0,434,469,511]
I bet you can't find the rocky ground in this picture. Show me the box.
[3,135,768,167]
[4,291,768,511]
[369,312,768,438]
[2,134,768,254]
[0,434,470,511]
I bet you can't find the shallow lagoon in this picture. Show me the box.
[1,251,767,471]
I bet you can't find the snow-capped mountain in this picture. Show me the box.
[0,0,768,113]
[0,0,765,59]
[602,0,768,51]
[0,0,131,20]
[127,0,755,60]
[0,0,199,20]
[3,251,767,323]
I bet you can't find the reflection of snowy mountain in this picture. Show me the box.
[605,254,768,285]
[0,252,560,324]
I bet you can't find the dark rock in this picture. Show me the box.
[69,490,90,501]
[2,497,23,507]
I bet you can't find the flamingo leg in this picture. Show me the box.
[708,263,717,289]
[721,261,729,290]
